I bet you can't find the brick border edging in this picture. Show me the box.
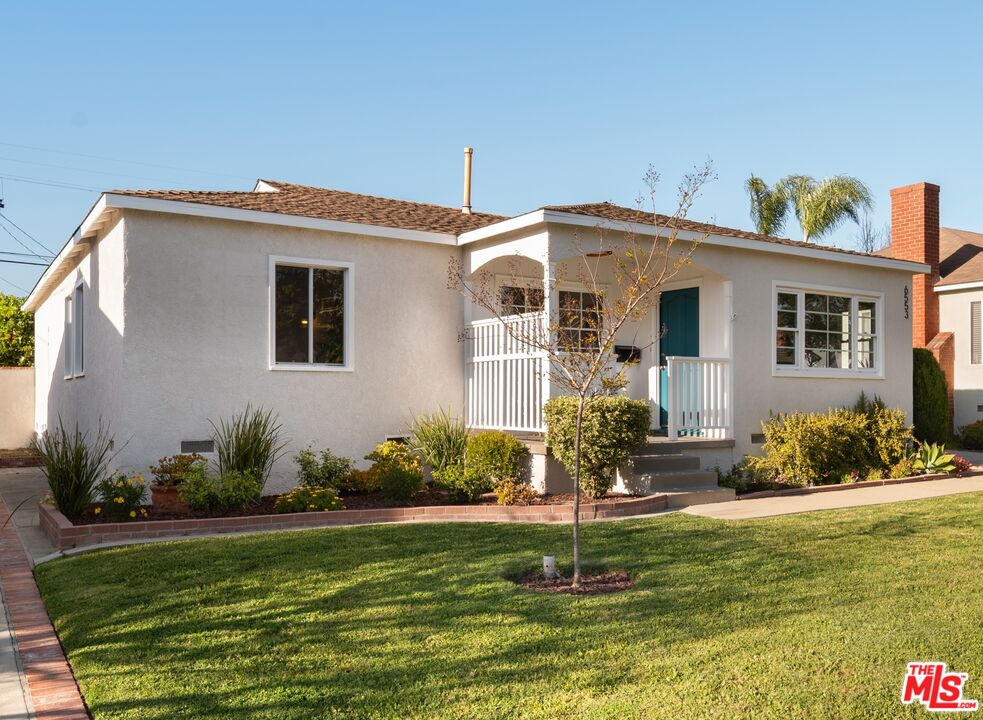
[0,497,89,719]
[39,494,671,551]
[0,454,43,469]
[737,470,982,500]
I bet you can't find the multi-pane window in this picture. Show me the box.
[775,287,879,373]
[273,262,348,367]
[559,289,602,350]
[972,301,981,365]
[499,285,544,315]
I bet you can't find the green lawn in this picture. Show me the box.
[35,493,983,720]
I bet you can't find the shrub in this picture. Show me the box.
[294,447,354,490]
[0,292,33,366]
[958,420,983,450]
[952,455,973,474]
[544,396,650,498]
[913,348,949,443]
[33,419,117,520]
[274,487,343,513]
[94,474,148,521]
[365,441,421,475]
[178,462,261,512]
[747,403,914,487]
[409,408,469,473]
[494,479,539,506]
[149,453,204,487]
[431,462,489,501]
[889,457,917,479]
[378,463,424,502]
[210,405,287,491]
[344,468,382,495]
[465,431,528,486]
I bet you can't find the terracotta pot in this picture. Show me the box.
[150,485,189,513]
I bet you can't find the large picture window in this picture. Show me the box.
[271,258,351,369]
[775,286,880,374]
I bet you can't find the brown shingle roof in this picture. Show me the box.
[540,202,881,259]
[112,180,506,235]
[937,227,983,286]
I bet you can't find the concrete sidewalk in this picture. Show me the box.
[684,474,983,520]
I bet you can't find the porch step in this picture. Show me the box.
[639,469,720,491]
[631,453,700,474]
[640,438,735,454]
[661,485,736,508]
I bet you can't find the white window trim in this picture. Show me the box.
[72,279,84,378]
[64,279,85,380]
[268,255,354,372]
[771,280,884,379]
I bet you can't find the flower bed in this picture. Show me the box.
[39,493,670,551]
[737,470,978,499]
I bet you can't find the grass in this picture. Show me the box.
[35,493,983,719]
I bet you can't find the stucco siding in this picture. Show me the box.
[938,288,983,429]
[0,367,35,447]
[118,211,465,489]
[33,216,126,441]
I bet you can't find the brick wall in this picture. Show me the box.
[890,182,941,347]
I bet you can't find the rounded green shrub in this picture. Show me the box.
[379,464,424,502]
[544,396,650,498]
[464,430,529,486]
[959,420,983,450]
[913,348,949,443]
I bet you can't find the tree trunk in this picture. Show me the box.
[572,396,585,587]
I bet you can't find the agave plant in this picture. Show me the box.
[911,443,956,475]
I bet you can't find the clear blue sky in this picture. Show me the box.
[1,1,981,295]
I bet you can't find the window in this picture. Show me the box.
[559,289,602,350]
[499,285,544,315]
[64,283,84,379]
[774,286,880,374]
[271,258,351,369]
[972,301,981,365]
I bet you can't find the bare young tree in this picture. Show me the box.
[449,161,716,586]
[855,212,887,254]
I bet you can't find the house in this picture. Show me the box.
[880,182,983,431]
[22,163,929,494]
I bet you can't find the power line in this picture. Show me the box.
[0,141,252,181]
[0,220,49,261]
[0,174,102,192]
[0,154,200,187]
[0,271,28,294]
[0,250,52,259]
[0,258,47,267]
[0,212,56,254]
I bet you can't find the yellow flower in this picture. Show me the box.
[93,507,102,514]
[129,510,136,518]
[114,496,124,503]
[140,508,148,516]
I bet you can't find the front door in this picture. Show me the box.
[658,287,699,426]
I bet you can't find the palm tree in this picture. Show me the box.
[746,174,874,244]
[745,175,790,236]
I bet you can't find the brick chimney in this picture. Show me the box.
[890,182,940,347]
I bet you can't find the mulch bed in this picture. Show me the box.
[77,489,639,524]
[517,570,634,595]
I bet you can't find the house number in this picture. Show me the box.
[904,286,910,319]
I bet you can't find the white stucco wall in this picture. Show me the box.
[938,288,983,430]
[115,211,465,490]
[34,215,126,441]
[0,367,35,448]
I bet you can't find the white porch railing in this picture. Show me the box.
[665,356,732,441]
[466,312,548,433]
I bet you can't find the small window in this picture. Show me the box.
[63,296,73,378]
[272,259,351,368]
[499,285,544,315]
[972,301,981,365]
[558,289,602,350]
[73,283,84,376]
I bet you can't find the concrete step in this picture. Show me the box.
[661,485,736,508]
[640,438,735,455]
[639,469,720,491]
[631,454,700,474]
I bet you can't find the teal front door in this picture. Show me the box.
[658,287,700,426]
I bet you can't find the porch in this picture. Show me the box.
[462,235,735,441]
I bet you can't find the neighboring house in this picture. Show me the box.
[880,182,983,430]
[22,175,927,492]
